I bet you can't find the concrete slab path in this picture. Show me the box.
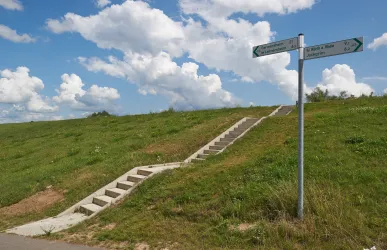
[0,233,103,250]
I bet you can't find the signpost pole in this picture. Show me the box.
[297,33,304,220]
[252,34,363,220]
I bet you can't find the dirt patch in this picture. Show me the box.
[0,189,64,216]
[230,223,256,232]
[102,223,116,230]
[134,242,150,250]
[97,241,130,250]
[171,207,183,214]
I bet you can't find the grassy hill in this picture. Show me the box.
[45,97,387,249]
[0,106,275,231]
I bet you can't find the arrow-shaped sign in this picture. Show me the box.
[353,38,363,52]
[253,46,260,57]
[304,37,364,60]
[252,37,298,58]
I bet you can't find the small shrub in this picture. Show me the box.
[87,111,114,118]
[305,87,348,103]
[67,148,81,157]
[345,136,365,144]
[86,156,103,165]
[160,107,176,114]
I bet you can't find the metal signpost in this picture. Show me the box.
[252,34,363,219]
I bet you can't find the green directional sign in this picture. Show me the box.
[252,37,299,58]
[304,37,363,60]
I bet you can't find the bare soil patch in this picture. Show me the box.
[134,242,150,250]
[229,223,256,232]
[0,189,64,216]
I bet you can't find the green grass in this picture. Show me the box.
[0,106,274,231]
[46,97,387,249]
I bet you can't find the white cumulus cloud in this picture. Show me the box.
[384,88,387,95]
[79,52,236,110]
[0,68,121,123]
[0,67,58,112]
[53,73,120,112]
[0,0,22,11]
[182,15,304,99]
[179,0,316,18]
[0,24,36,43]
[316,64,374,97]
[27,93,58,113]
[46,1,185,57]
[95,0,111,8]
[53,73,86,105]
[47,0,318,107]
[0,105,64,124]
[368,33,387,50]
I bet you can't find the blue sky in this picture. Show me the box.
[0,0,386,123]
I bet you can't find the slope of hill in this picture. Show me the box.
[47,97,387,249]
[0,106,275,231]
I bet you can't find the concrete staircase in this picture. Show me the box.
[6,163,182,236]
[185,105,293,163]
[272,105,293,116]
[189,118,260,163]
[78,169,152,216]
[6,105,293,236]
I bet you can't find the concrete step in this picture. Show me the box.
[243,119,258,124]
[246,118,259,122]
[232,128,246,134]
[137,169,154,176]
[105,188,126,198]
[203,149,219,154]
[220,137,234,143]
[224,133,238,139]
[93,195,113,207]
[239,122,255,128]
[209,145,225,150]
[229,131,243,137]
[236,125,251,130]
[232,128,245,133]
[239,124,253,129]
[274,106,293,116]
[127,174,147,183]
[243,121,257,125]
[197,154,209,159]
[214,141,230,147]
[79,203,102,216]
[242,122,257,126]
[274,111,288,116]
[117,181,135,190]
[282,106,293,112]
